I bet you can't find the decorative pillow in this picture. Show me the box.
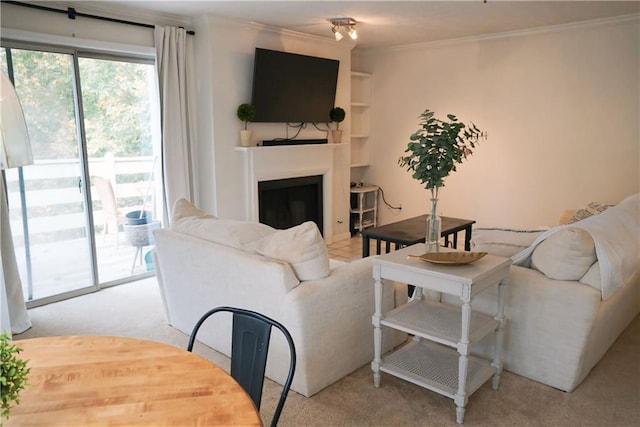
[471,228,547,258]
[172,198,215,222]
[565,202,613,224]
[251,221,330,281]
[531,228,597,281]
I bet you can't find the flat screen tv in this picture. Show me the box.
[251,48,339,123]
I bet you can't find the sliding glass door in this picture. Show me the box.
[1,42,161,306]
[79,56,160,283]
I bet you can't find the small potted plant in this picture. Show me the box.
[237,103,256,147]
[329,107,346,143]
[1,333,30,421]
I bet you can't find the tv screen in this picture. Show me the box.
[251,48,339,123]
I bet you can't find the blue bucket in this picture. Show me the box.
[125,210,152,225]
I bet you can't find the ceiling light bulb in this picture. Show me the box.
[347,26,358,40]
[332,26,343,41]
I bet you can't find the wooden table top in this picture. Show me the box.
[5,335,262,426]
[362,215,475,244]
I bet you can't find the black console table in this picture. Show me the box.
[361,215,475,258]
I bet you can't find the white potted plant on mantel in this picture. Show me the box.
[237,103,256,147]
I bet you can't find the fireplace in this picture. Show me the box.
[258,175,323,235]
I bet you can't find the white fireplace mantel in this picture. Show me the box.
[236,144,342,243]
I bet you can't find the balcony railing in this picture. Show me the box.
[4,155,159,303]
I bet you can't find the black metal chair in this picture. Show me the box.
[187,306,296,427]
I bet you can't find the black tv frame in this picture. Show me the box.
[251,48,339,124]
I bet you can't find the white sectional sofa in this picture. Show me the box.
[466,193,639,391]
[154,194,638,397]
[153,199,406,397]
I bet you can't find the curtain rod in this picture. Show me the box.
[2,1,196,35]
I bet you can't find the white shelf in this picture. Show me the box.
[381,299,499,348]
[381,340,495,399]
[350,207,375,214]
[350,71,372,168]
[351,185,378,232]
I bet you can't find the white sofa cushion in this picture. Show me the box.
[579,261,602,291]
[531,227,596,281]
[251,221,330,281]
[471,228,547,258]
[170,199,276,251]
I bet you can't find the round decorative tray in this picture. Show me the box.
[407,251,488,265]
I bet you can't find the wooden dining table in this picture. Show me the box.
[5,335,262,426]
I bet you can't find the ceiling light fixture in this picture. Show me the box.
[329,18,357,42]
[332,25,343,41]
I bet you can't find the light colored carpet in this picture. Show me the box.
[15,277,640,426]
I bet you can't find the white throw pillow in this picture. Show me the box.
[531,228,597,281]
[172,198,215,222]
[251,221,330,281]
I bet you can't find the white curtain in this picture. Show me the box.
[1,71,32,336]
[154,26,197,225]
[1,172,31,336]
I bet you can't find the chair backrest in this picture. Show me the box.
[187,306,296,427]
[91,175,119,222]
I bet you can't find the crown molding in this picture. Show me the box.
[355,13,640,56]
[206,14,357,50]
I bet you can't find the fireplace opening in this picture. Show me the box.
[258,175,323,235]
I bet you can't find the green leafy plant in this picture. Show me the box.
[236,103,256,130]
[398,109,484,199]
[0,333,30,421]
[329,107,346,130]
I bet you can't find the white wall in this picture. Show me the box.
[196,16,354,240]
[354,16,639,229]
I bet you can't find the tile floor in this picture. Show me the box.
[326,235,375,262]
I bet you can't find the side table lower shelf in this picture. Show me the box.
[380,340,496,399]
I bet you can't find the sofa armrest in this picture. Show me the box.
[280,256,406,394]
[471,228,547,257]
[445,264,601,391]
[286,256,404,342]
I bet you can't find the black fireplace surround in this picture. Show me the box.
[258,175,323,235]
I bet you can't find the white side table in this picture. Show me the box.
[372,244,511,424]
[350,185,378,233]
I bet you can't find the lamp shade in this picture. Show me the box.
[0,71,33,170]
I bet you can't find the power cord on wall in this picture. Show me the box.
[378,186,402,210]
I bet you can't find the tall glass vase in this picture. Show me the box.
[425,196,441,253]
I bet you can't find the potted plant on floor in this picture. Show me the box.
[398,109,484,251]
[1,332,30,421]
[237,103,256,147]
[329,107,345,143]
